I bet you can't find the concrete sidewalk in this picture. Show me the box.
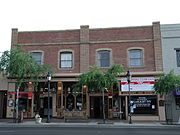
[0,118,179,128]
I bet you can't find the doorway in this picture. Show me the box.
[0,91,7,118]
[39,97,52,118]
[90,96,102,118]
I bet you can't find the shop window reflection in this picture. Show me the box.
[66,94,74,111]
[76,94,82,111]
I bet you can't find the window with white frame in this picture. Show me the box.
[176,50,180,67]
[129,49,143,67]
[97,50,110,67]
[60,52,72,68]
[31,52,42,65]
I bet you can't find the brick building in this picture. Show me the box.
[7,22,165,121]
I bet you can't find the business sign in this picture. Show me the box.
[174,85,180,95]
[121,77,155,91]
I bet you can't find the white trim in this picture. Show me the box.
[29,50,44,65]
[96,48,113,68]
[58,49,74,70]
[127,47,144,68]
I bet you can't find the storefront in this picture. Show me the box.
[120,77,165,121]
[0,91,7,118]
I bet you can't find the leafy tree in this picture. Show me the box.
[73,64,123,123]
[0,46,50,122]
[154,71,180,95]
[74,64,124,92]
[154,71,180,124]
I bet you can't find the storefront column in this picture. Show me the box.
[157,95,166,121]
[53,93,57,117]
[31,94,34,117]
[86,93,90,118]
[125,96,128,120]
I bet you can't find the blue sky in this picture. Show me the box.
[0,0,180,53]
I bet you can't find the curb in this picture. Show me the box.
[0,122,179,128]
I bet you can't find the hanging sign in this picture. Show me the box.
[121,77,155,91]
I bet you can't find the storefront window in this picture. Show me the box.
[113,94,119,111]
[66,94,74,111]
[175,96,180,110]
[131,96,158,115]
[76,94,82,111]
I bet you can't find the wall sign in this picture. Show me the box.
[121,77,155,91]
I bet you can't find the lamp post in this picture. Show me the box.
[46,72,51,123]
[126,71,132,124]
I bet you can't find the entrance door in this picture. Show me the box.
[43,97,52,117]
[0,91,7,118]
[39,97,52,118]
[90,96,103,118]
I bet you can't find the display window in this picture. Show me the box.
[130,96,158,115]
[175,96,180,110]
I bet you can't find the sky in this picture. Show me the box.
[0,0,180,53]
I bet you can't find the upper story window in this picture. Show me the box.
[60,52,73,68]
[30,52,43,65]
[176,50,180,67]
[129,49,143,67]
[97,50,110,67]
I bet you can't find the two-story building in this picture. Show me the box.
[7,22,165,121]
[161,24,180,123]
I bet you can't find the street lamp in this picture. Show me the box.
[126,71,132,124]
[46,72,51,123]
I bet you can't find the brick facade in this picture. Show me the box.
[9,22,165,121]
[11,22,162,75]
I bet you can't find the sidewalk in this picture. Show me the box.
[0,118,179,128]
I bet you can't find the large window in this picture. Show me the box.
[60,52,72,68]
[31,52,42,65]
[176,50,180,67]
[131,96,158,115]
[97,50,110,67]
[175,96,180,110]
[129,49,143,67]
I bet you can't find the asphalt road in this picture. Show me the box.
[0,127,179,135]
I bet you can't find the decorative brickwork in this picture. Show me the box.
[153,22,163,71]
[80,25,90,73]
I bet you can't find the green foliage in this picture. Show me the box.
[0,46,50,88]
[74,64,124,92]
[154,71,180,94]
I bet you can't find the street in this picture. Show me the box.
[0,127,179,135]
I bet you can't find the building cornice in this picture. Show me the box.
[20,39,153,46]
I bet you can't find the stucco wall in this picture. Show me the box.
[161,24,180,74]
[161,24,180,123]
[0,74,8,90]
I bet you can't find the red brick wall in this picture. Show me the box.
[14,24,158,74]
[18,30,80,44]
[90,26,153,41]
[89,41,155,72]
[23,45,80,73]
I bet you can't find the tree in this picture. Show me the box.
[0,46,50,122]
[154,71,180,124]
[75,64,124,92]
[154,71,180,94]
[74,64,124,123]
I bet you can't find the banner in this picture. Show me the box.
[121,77,155,91]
